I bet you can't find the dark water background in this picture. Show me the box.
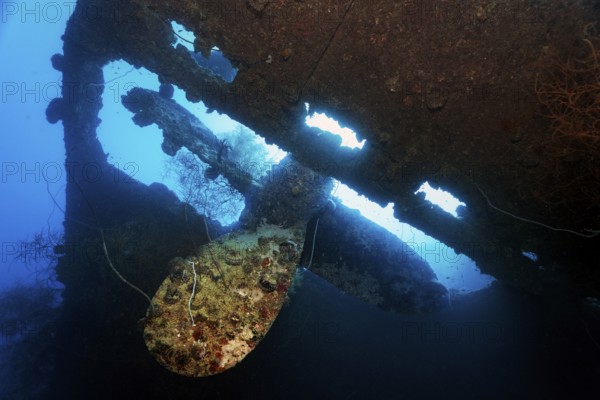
[234,271,600,399]
[2,265,600,399]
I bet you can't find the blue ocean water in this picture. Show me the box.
[1,2,600,399]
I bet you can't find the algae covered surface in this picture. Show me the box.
[143,224,305,377]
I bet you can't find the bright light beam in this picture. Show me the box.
[305,111,365,149]
[332,181,493,292]
[415,181,466,218]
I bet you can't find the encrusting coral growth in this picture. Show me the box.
[143,224,305,377]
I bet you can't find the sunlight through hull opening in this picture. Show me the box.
[171,22,238,82]
[332,181,494,293]
[415,181,467,218]
[304,103,366,149]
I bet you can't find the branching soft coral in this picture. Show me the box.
[533,28,600,214]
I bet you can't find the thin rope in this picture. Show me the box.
[69,173,154,311]
[475,183,600,239]
[187,261,197,326]
[100,230,153,309]
[306,218,319,269]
